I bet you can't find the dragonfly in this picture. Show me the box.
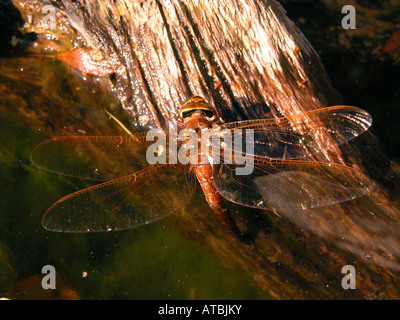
[31,96,374,236]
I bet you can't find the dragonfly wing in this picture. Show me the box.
[213,106,372,159]
[31,134,161,181]
[42,164,195,232]
[213,157,374,210]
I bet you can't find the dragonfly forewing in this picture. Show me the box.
[31,134,165,181]
[213,106,372,160]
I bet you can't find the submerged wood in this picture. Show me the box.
[10,0,400,299]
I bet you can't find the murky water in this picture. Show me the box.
[0,56,274,299]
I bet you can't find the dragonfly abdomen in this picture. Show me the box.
[193,163,240,234]
[181,96,242,237]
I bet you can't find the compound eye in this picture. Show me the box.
[203,110,215,118]
[181,109,197,119]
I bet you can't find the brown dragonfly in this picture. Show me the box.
[31,96,374,235]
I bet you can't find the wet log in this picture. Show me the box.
[10,0,400,299]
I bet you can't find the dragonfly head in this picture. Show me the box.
[180,96,218,129]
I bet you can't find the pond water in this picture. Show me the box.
[0,55,275,299]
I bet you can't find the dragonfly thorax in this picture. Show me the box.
[180,96,218,131]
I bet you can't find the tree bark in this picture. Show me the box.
[9,0,400,299]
